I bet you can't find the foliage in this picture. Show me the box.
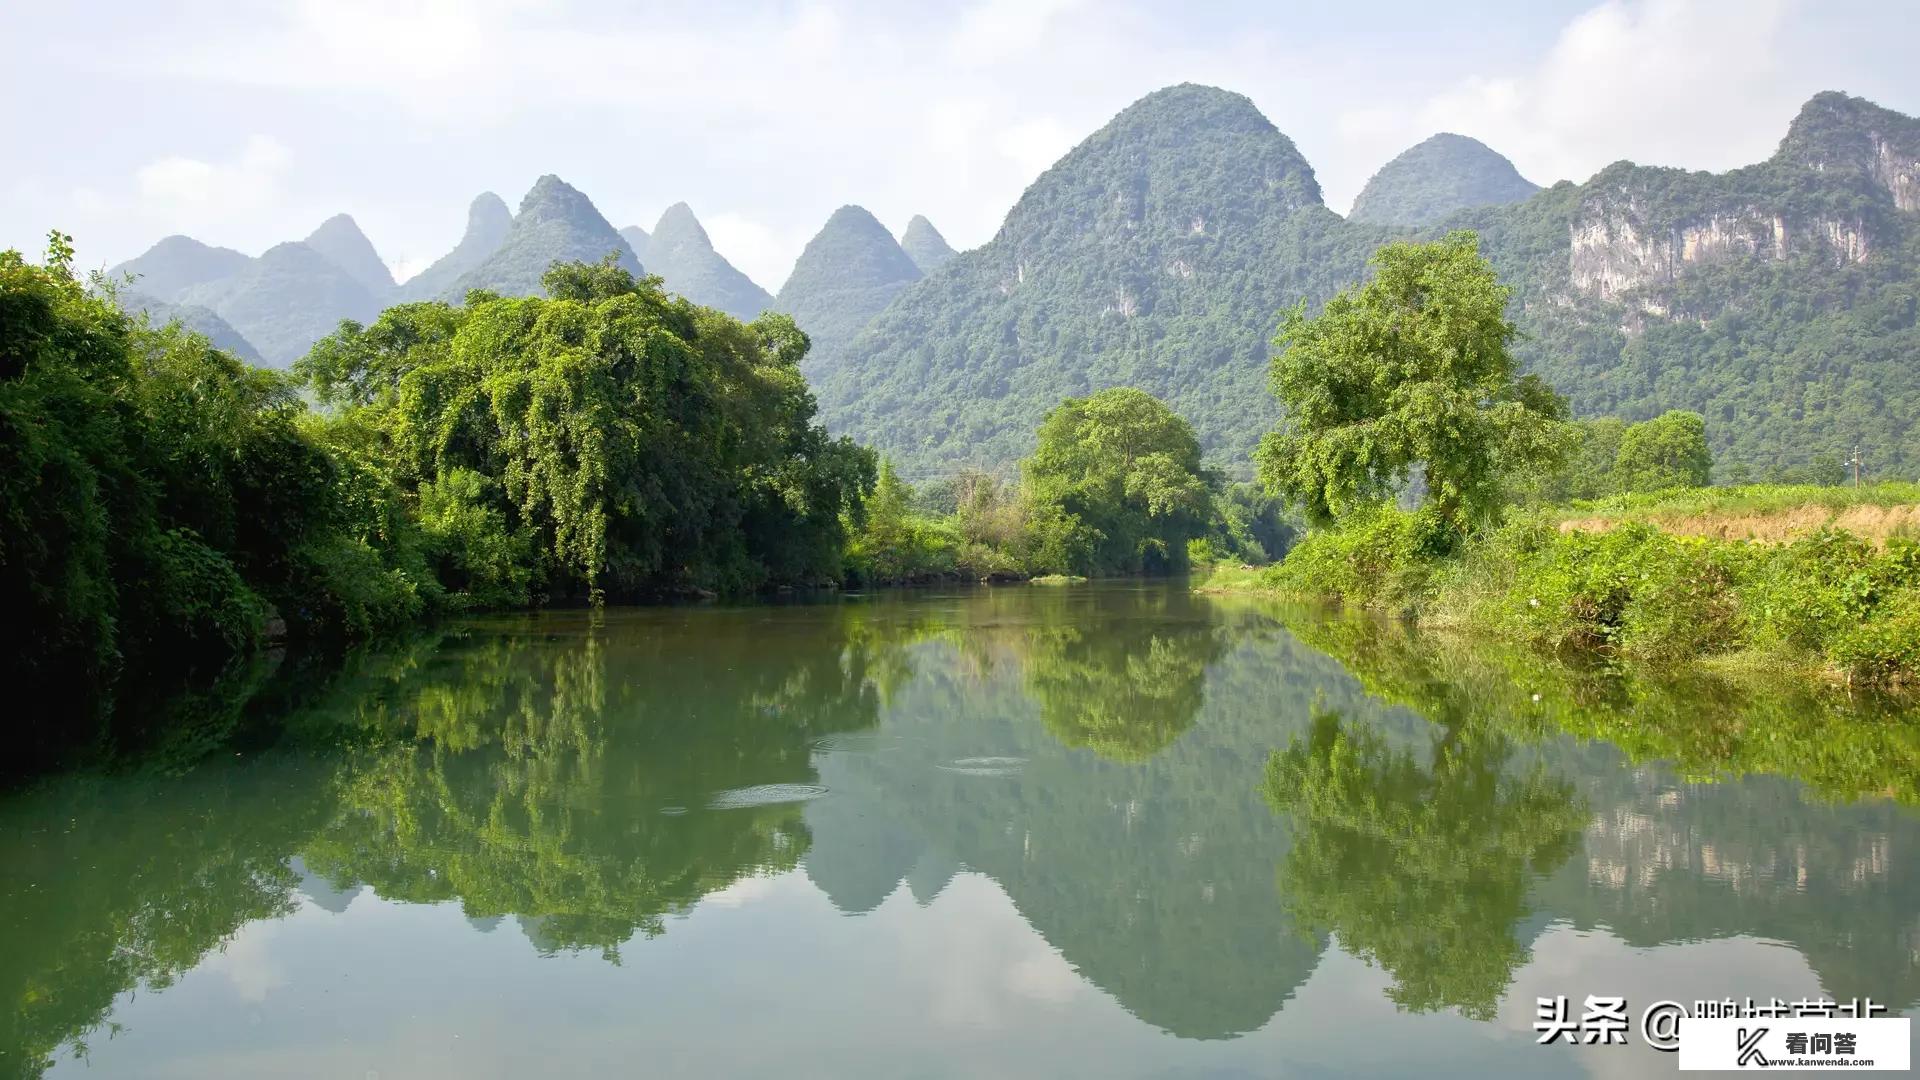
[1022,388,1216,575]
[1261,505,1451,612]
[1255,232,1568,535]
[0,237,427,764]
[1612,410,1712,493]
[846,459,959,584]
[1263,707,1583,1019]
[296,260,874,601]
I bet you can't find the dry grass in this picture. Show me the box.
[1557,483,1920,545]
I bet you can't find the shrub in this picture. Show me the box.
[1830,591,1920,685]
[1266,505,1452,611]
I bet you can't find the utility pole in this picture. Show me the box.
[1850,444,1863,488]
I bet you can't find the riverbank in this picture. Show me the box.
[1197,485,1920,688]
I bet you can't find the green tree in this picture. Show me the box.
[1614,410,1712,493]
[1255,232,1567,534]
[1263,708,1585,1019]
[1021,388,1215,575]
[296,263,873,602]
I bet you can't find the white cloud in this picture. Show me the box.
[1334,0,1804,202]
[702,211,812,295]
[135,135,292,222]
[948,0,1089,66]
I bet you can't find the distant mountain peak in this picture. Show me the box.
[997,82,1323,251]
[900,215,957,274]
[650,202,714,250]
[618,225,651,264]
[642,202,771,320]
[448,174,642,300]
[304,213,395,294]
[775,204,924,376]
[394,191,514,301]
[1348,133,1540,227]
[106,235,253,303]
[1774,91,1920,211]
[468,191,511,231]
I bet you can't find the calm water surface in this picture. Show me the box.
[4,583,1918,1078]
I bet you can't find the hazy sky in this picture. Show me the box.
[5,0,1916,292]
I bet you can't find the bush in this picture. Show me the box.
[1265,505,1453,611]
[1830,591,1920,686]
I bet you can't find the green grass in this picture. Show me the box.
[1029,574,1090,585]
[1559,482,1920,520]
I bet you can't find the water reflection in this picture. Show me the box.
[1,585,1917,1077]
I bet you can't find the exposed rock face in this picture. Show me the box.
[395,192,513,302]
[1569,198,1871,303]
[642,203,771,320]
[899,215,957,274]
[1349,133,1540,227]
[774,204,923,375]
[1565,92,1917,306]
[1776,90,1920,212]
[107,236,253,302]
[303,214,395,296]
[449,175,642,300]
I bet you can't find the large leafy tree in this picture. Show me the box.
[1021,387,1215,575]
[1255,232,1567,533]
[297,258,873,601]
[1613,410,1712,494]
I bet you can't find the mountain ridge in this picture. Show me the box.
[448,175,642,300]
[642,203,772,320]
[1348,132,1540,227]
[775,204,924,376]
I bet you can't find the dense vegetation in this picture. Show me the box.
[1,239,872,764]
[818,86,1920,483]
[818,84,1394,478]
[845,386,1260,583]
[1226,233,1920,686]
[1455,91,1920,479]
[3,236,384,761]
[1346,132,1539,228]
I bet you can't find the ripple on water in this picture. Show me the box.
[706,783,831,809]
[937,756,1027,776]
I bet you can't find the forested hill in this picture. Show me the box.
[640,203,772,320]
[817,85,1920,480]
[1348,133,1540,226]
[1456,90,1920,478]
[775,205,925,377]
[816,84,1392,478]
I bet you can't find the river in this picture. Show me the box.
[4,582,1916,1077]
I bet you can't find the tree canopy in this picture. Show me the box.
[1255,232,1567,533]
[1613,410,1712,494]
[1022,387,1216,575]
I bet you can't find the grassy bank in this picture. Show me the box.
[1198,486,1920,688]
[1555,482,1920,544]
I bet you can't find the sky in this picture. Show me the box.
[4,0,1917,293]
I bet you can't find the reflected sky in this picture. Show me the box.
[4,583,1916,1078]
